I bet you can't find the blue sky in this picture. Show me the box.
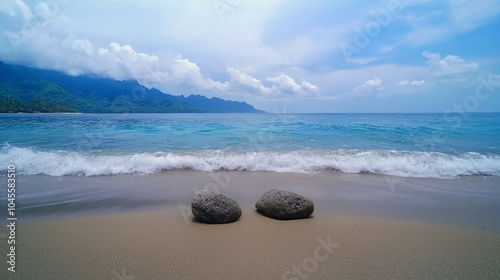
[1,0,499,113]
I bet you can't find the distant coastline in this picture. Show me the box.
[0,61,265,114]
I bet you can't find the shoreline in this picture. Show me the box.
[7,171,500,230]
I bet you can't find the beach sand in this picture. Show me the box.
[2,171,500,279]
[6,207,499,279]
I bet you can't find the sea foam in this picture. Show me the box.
[1,145,499,178]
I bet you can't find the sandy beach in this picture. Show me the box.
[8,207,500,279]
[1,171,499,279]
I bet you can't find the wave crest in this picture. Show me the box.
[1,146,499,178]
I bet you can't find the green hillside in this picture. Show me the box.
[0,61,263,113]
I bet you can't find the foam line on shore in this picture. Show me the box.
[1,145,499,178]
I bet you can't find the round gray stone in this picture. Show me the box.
[255,188,314,220]
[192,189,242,224]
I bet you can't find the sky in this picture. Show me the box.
[1,0,499,113]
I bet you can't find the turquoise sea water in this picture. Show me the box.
[1,113,499,179]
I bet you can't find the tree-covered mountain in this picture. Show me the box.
[0,61,264,113]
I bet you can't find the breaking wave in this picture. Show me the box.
[1,145,499,179]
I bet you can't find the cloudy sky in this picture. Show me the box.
[1,0,499,112]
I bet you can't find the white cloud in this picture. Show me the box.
[0,0,319,100]
[226,68,320,97]
[227,67,272,95]
[267,74,320,97]
[96,42,161,82]
[345,56,384,65]
[170,55,228,92]
[90,43,319,98]
[410,80,425,86]
[267,74,301,93]
[353,77,384,93]
[364,78,382,86]
[0,0,33,20]
[401,0,500,46]
[397,79,425,87]
[301,79,320,93]
[62,37,93,56]
[423,51,479,76]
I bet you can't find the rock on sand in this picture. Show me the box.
[192,189,242,224]
[255,188,314,220]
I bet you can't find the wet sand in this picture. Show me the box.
[10,171,500,229]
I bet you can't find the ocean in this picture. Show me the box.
[1,113,499,179]
[1,113,500,223]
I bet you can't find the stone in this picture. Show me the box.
[255,188,314,220]
[191,189,242,224]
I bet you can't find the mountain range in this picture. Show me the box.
[0,61,264,113]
